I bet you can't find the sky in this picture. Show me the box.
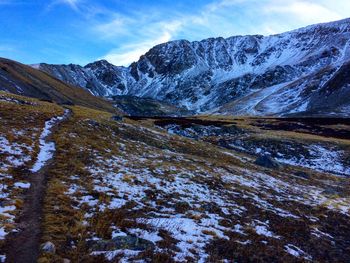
[0,0,349,66]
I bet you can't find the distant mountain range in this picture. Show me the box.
[2,18,350,117]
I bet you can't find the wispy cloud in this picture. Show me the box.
[263,0,342,23]
[95,15,134,39]
[49,0,80,11]
[94,11,185,65]
[103,32,173,66]
[102,19,183,66]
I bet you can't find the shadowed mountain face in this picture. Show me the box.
[0,58,117,113]
[31,18,350,116]
[34,60,130,98]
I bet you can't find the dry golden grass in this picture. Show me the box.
[36,105,350,261]
[0,92,65,256]
[2,92,349,262]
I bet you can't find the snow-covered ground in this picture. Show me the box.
[219,82,292,116]
[276,144,350,176]
[162,123,350,177]
[0,132,34,240]
[30,109,70,172]
[58,120,350,262]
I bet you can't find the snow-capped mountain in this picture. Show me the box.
[35,18,350,116]
[37,60,130,97]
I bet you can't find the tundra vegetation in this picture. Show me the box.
[0,91,349,262]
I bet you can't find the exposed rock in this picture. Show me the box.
[87,120,100,127]
[40,241,56,254]
[89,236,154,251]
[201,203,222,214]
[111,95,193,117]
[254,155,281,169]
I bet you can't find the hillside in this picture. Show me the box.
[0,91,349,262]
[35,18,350,117]
[0,58,117,113]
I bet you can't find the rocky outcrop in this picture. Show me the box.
[254,155,281,169]
[88,236,154,251]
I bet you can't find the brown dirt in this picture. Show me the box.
[4,110,71,263]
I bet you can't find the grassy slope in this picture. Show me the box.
[39,105,350,262]
[1,92,349,262]
[0,92,64,257]
[0,58,117,113]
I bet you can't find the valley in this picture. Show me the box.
[0,15,349,263]
[0,92,349,262]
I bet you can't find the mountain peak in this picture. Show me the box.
[85,59,116,69]
[32,17,350,117]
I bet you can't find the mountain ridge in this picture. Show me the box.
[32,18,350,116]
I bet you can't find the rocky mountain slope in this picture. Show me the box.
[33,60,130,98]
[0,58,117,113]
[34,18,350,116]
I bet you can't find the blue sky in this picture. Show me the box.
[0,0,349,66]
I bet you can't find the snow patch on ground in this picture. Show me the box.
[30,110,69,172]
[252,220,280,239]
[56,121,350,261]
[14,182,30,189]
[285,244,312,261]
[0,132,34,241]
[0,205,16,240]
[276,144,350,176]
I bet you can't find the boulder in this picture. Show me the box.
[89,235,154,251]
[254,155,280,169]
[40,241,56,254]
